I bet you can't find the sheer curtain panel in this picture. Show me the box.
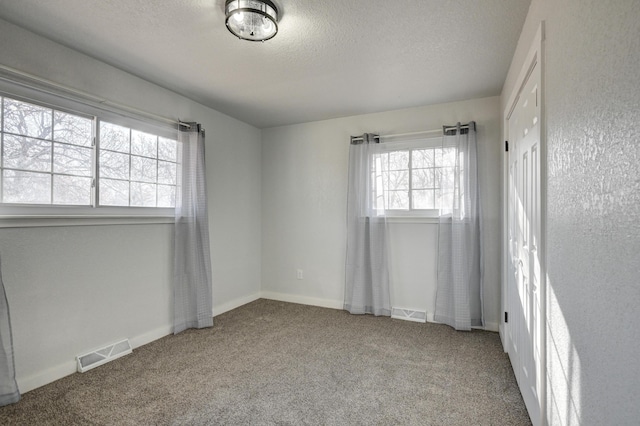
[344,134,391,316]
[0,255,19,406]
[173,123,213,334]
[435,122,483,330]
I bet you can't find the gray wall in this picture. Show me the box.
[502,0,640,423]
[0,19,262,392]
[261,97,503,329]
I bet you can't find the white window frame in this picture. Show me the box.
[1,95,97,207]
[373,135,454,220]
[0,80,178,227]
[96,119,178,210]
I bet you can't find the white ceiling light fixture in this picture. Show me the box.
[225,0,279,42]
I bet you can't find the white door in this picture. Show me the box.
[506,51,544,425]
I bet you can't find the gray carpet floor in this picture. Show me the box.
[0,299,531,425]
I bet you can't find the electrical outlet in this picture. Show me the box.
[296,269,304,280]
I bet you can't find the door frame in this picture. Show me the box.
[501,22,547,426]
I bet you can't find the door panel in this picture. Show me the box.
[507,58,543,425]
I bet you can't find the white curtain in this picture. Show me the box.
[173,123,213,334]
[344,134,391,316]
[0,255,20,406]
[435,122,483,330]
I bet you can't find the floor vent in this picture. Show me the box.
[391,307,427,323]
[76,339,132,373]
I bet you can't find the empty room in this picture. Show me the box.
[0,0,638,424]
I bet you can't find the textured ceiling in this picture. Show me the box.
[0,0,530,128]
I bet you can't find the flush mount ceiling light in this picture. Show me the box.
[225,0,279,42]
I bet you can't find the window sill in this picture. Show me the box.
[0,215,174,229]
[386,216,439,224]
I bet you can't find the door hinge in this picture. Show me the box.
[504,312,508,323]
[505,141,509,152]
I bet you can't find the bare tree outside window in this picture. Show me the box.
[0,95,177,209]
[371,146,458,215]
[1,97,93,205]
[99,121,177,208]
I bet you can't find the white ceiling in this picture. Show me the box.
[0,0,530,128]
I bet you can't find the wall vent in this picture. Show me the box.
[391,307,427,323]
[76,339,132,373]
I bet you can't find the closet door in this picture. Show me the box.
[505,26,546,426]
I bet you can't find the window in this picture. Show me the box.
[99,122,177,207]
[0,94,177,211]
[1,97,94,205]
[371,138,458,217]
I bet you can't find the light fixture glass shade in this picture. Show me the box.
[225,0,279,42]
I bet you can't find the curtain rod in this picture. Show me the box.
[0,64,191,129]
[351,126,470,143]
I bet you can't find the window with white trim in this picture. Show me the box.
[98,122,177,207]
[371,137,459,217]
[0,94,177,210]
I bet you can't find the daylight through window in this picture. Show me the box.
[0,95,177,209]
[99,122,177,207]
[371,140,460,216]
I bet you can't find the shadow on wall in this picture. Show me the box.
[545,221,640,425]
[545,275,581,425]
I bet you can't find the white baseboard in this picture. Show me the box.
[213,292,261,317]
[17,361,77,394]
[259,295,500,332]
[18,292,497,394]
[426,313,500,333]
[19,324,173,393]
[19,294,263,395]
[484,321,500,333]
[499,324,508,351]
[129,324,173,350]
[260,291,343,310]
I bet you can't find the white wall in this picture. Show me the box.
[0,19,262,392]
[261,96,502,329]
[502,0,640,424]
